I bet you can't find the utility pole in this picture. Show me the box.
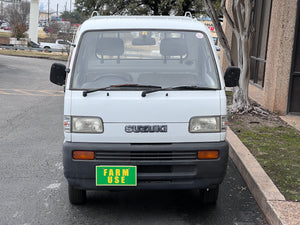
[48,0,50,24]
[70,0,71,12]
[0,0,3,20]
[29,0,40,43]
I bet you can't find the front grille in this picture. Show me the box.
[94,150,197,161]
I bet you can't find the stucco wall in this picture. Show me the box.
[262,0,297,114]
[221,0,298,115]
[219,0,233,73]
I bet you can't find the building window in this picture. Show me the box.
[250,0,273,87]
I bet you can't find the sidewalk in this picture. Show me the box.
[227,124,300,225]
[280,115,300,132]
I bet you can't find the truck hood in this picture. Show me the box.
[65,90,226,143]
[69,90,222,123]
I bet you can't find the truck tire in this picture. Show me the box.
[68,184,87,205]
[44,46,51,53]
[199,185,219,204]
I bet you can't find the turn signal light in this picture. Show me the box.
[73,151,95,160]
[197,150,219,159]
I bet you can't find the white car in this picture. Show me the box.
[39,39,71,51]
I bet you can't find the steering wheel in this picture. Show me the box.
[81,73,133,88]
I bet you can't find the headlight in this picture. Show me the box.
[72,117,103,133]
[189,116,221,133]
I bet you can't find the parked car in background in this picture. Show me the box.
[1,22,10,30]
[43,26,53,33]
[28,41,40,48]
[39,39,71,52]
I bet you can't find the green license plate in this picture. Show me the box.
[96,166,137,186]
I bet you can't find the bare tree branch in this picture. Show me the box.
[231,0,240,34]
[204,0,234,66]
[220,0,235,30]
[206,0,255,112]
[235,0,244,35]
[244,0,253,36]
[6,2,30,39]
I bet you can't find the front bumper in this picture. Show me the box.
[63,141,228,190]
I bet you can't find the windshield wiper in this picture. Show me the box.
[141,86,218,97]
[82,84,161,97]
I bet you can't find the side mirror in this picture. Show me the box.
[50,63,66,86]
[224,66,240,87]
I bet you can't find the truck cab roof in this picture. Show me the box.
[78,16,209,35]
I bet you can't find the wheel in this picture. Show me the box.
[198,185,219,204]
[68,184,87,205]
[44,46,51,53]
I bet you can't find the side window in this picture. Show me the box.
[58,40,68,45]
[250,0,272,87]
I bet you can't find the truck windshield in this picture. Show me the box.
[71,30,220,90]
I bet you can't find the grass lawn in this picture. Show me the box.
[227,92,300,201]
[0,32,12,38]
[0,49,68,61]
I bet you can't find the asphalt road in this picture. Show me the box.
[0,55,267,225]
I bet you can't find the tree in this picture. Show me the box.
[61,10,82,24]
[73,0,254,113]
[75,0,204,17]
[204,0,254,112]
[46,22,62,42]
[5,1,30,39]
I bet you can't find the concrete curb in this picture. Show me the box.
[226,127,286,225]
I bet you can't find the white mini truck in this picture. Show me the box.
[50,16,239,204]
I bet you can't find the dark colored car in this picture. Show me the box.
[28,41,40,48]
[43,27,53,33]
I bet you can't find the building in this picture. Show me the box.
[0,0,21,9]
[0,0,21,19]
[39,11,50,22]
[1,0,21,6]
[221,0,300,115]
[38,11,57,26]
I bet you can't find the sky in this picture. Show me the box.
[38,0,76,13]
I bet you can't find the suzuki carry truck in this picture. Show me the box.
[50,15,239,205]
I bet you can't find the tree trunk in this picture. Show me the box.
[219,0,254,113]
[230,32,252,112]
